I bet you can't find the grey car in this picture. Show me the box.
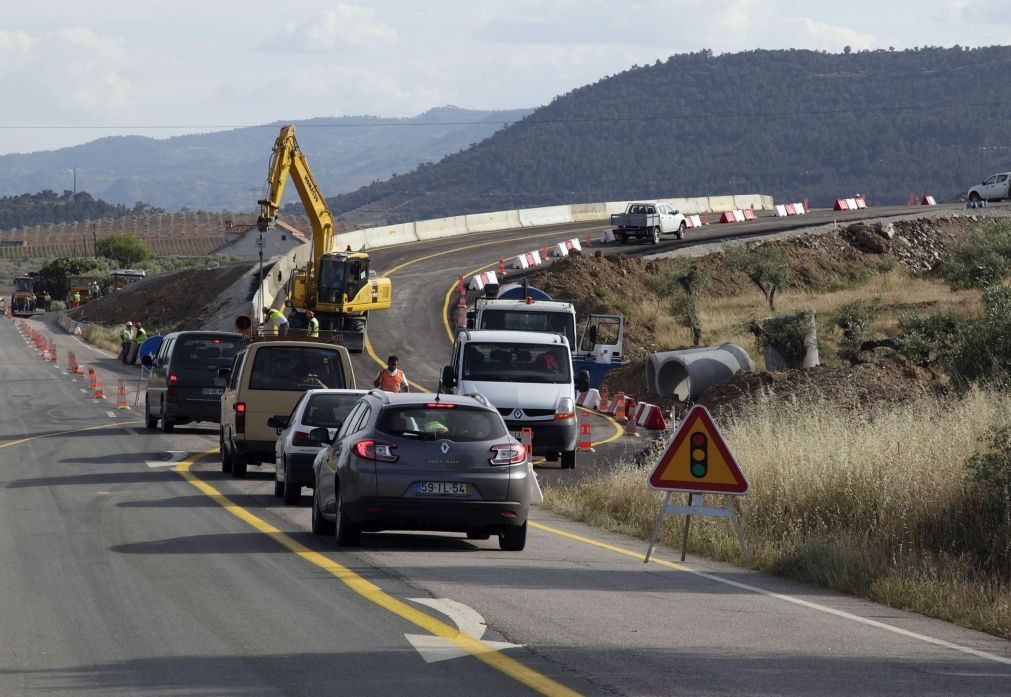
[310,391,532,551]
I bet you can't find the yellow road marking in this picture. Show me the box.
[0,420,144,449]
[176,451,581,697]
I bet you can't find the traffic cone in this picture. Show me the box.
[598,383,610,412]
[519,427,533,458]
[93,375,105,400]
[578,411,594,452]
[115,378,129,409]
[613,392,627,420]
[584,228,593,247]
[67,351,78,375]
[542,242,548,259]
[497,258,505,277]
[456,283,468,329]
[88,367,97,390]
[48,340,57,362]
[625,414,639,437]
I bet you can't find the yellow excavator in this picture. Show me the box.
[257,125,392,352]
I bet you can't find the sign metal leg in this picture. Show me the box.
[680,492,693,562]
[644,491,672,563]
[725,495,751,565]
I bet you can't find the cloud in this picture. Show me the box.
[271,4,398,52]
[781,18,881,52]
[0,30,35,74]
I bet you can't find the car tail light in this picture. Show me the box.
[425,403,455,409]
[235,402,245,434]
[355,439,398,462]
[490,444,525,466]
[293,431,312,443]
[235,402,246,413]
[168,374,178,384]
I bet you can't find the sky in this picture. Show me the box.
[0,0,1007,157]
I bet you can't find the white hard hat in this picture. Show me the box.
[126,321,133,326]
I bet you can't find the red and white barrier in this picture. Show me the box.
[633,402,668,430]
[684,214,704,228]
[792,202,807,214]
[854,198,867,210]
[576,389,601,410]
[720,210,747,223]
[742,208,756,221]
[550,238,582,257]
[921,195,936,206]
[775,204,788,217]
[511,250,542,270]
[834,199,852,211]
[468,271,498,291]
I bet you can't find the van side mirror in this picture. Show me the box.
[308,426,331,444]
[576,370,591,393]
[441,365,457,389]
[217,367,231,378]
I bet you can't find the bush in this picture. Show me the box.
[942,222,1011,290]
[952,286,1011,388]
[833,300,876,364]
[896,310,962,367]
[751,308,816,367]
[96,234,153,267]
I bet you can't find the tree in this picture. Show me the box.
[36,257,105,299]
[95,234,153,266]
[726,243,792,311]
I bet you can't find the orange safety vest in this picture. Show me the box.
[378,368,405,392]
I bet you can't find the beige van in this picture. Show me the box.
[219,337,356,477]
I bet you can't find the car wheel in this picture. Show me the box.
[145,398,158,430]
[160,404,174,433]
[560,449,576,470]
[312,486,334,536]
[969,191,981,202]
[499,522,527,551]
[678,221,686,240]
[273,465,284,497]
[467,531,490,540]
[220,431,233,473]
[334,486,361,547]
[282,458,301,505]
[232,455,248,478]
[619,233,628,244]
[651,227,660,245]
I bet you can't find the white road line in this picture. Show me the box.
[405,598,522,663]
[106,411,116,418]
[79,388,87,393]
[145,451,188,468]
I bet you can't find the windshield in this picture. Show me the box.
[377,405,506,442]
[249,346,345,390]
[462,342,571,384]
[479,310,575,349]
[301,393,362,428]
[13,278,33,292]
[175,335,241,369]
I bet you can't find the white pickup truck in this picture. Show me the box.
[610,202,686,245]
[968,172,1011,203]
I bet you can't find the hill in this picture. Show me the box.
[0,107,533,212]
[0,190,162,230]
[321,46,1011,223]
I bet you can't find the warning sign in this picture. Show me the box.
[648,405,749,494]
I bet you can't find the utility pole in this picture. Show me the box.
[92,223,98,259]
[73,167,77,196]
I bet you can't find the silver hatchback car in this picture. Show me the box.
[310,391,532,551]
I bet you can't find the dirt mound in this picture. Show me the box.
[68,262,255,333]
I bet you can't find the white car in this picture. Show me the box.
[968,172,1011,202]
[268,388,367,504]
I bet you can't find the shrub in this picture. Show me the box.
[96,234,153,267]
[750,308,816,367]
[952,286,1011,388]
[833,300,876,364]
[896,310,962,367]
[942,222,1011,290]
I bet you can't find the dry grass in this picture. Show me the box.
[544,390,1011,639]
[82,323,126,354]
[639,268,981,367]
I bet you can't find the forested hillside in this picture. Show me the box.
[0,191,162,230]
[321,46,1011,223]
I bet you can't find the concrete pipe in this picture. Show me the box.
[647,342,754,401]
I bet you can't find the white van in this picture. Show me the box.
[968,172,1011,202]
[441,330,590,469]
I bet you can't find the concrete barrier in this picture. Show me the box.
[760,195,775,210]
[734,194,764,210]
[707,195,737,212]
[605,201,631,215]
[569,203,609,222]
[465,210,522,233]
[334,229,368,252]
[518,205,574,227]
[647,342,754,401]
[362,222,418,249]
[415,216,471,241]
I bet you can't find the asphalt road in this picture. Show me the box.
[2,203,1009,695]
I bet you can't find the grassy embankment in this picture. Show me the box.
[546,265,1010,639]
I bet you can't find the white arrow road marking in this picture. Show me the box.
[106,411,116,418]
[146,451,188,468]
[405,597,523,663]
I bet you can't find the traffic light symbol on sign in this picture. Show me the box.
[690,432,707,478]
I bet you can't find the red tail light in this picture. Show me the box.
[293,431,312,443]
[490,444,525,466]
[354,439,398,462]
[168,374,178,384]
[425,403,455,409]
[235,402,246,413]
[235,402,245,434]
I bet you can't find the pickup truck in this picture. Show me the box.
[610,202,686,245]
[967,172,1011,203]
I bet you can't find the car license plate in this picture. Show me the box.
[201,387,223,395]
[416,481,470,496]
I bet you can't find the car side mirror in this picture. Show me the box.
[213,376,227,388]
[309,426,331,444]
[267,415,288,431]
[141,355,153,367]
[673,209,680,215]
[217,367,231,378]
[576,370,591,393]
[441,365,457,389]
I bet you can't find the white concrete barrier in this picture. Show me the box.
[512,250,543,269]
[760,195,775,211]
[775,204,788,217]
[468,271,498,291]
[518,205,574,227]
[569,203,609,222]
[707,195,736,212]
[334,229,367,252]
[415,216,471,241]
[734,194,764,211]
[362,222,418,249]
[465,210,522,233]
[605,201,632,215]
[793,202,807,214]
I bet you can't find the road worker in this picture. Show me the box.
[373,355,408,392]
[119,321,134,364]
[306,310,319,338]
[72,291,81,308]
[261,306,289,336]
[128,322,147,364]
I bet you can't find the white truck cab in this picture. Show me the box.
[441,330,590,469]
[968,172,1011,202]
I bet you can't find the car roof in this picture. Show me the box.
[163,330,243,341]
[457,329,568,344]
[477,299,574,312]
[302,388,368,398]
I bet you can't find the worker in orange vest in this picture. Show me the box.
[373,355,409,392]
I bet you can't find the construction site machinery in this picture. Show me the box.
[67,275,100,305]
[257,124,391,353]
[11,276,37,316]
[111,269,146,290]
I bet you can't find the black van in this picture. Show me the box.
[143,331,243,432]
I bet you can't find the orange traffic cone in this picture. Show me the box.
[67,351,78,375]
[94,376,106,400]
[48,340,57,362]
[497,258,506,277]
[613,391,627,420]
[625,414,639,437]
[115,378,129,409]
[519,427,533,458]
[88,367,97,390]
[578,411,595,452]
[598,383,610,412]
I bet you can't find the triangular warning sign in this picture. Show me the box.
[648,405,749,494]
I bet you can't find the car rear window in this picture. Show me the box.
[175,335,241,369]
[249,346,345,391]
[301,393,362,428]
[377,405,506,442]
